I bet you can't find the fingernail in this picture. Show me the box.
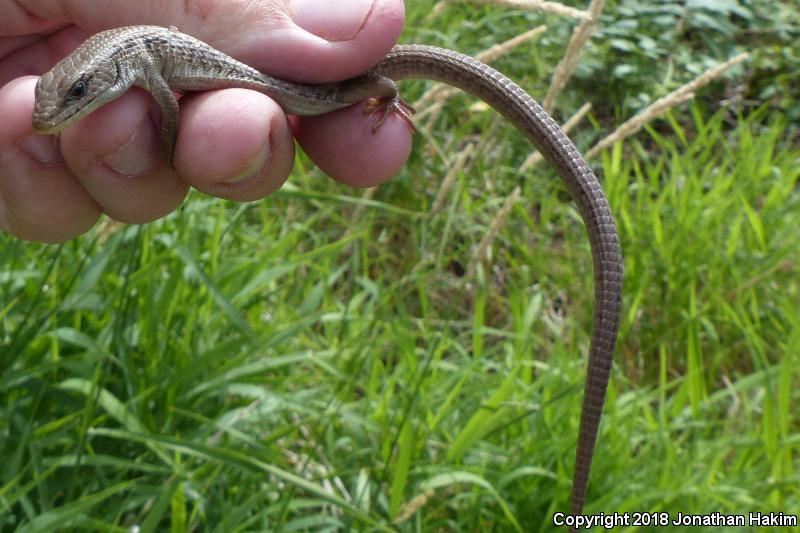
[289,0,373,41]
[222,143,271,185]
[101,118,159,176]
[19,134,62,165]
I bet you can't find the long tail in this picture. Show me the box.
[373,45,623,523]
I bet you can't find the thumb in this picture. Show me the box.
[21,0,404,82]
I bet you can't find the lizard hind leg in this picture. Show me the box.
[363,94,416,133]
[336,74,416,132]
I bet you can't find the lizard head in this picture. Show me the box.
[32,41,124,134]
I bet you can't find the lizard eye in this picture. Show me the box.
[67,79,87,100]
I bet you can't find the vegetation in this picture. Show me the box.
[1,0,798,531]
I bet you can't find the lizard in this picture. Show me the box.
[31,25,623,528]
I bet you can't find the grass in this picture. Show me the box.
[2,3,799,532]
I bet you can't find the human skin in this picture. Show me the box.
[0,0,411,242]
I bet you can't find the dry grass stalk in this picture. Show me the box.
[418,101,446,136]
[432,143,476,214]
[586,52,749,159]
[393,488,437,524]
[341,186,379,238]
[282,447,348,517]
[349,187,379,224]
[430,2,449,18]
[95,217,126,242]
[477,117,504,192]
[519,102,592,172]
[427,119,498,214]
[443,0,589,19]
[542,0,604,112]
[467,185,521,276]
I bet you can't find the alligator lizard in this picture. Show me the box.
[31,25,623,526]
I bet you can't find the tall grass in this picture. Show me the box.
[2,4,798,532]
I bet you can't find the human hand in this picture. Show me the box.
[0,0,411,242]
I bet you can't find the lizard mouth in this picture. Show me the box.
[31,106,85,134]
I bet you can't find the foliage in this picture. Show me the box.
[1,1,799,531]
[581,0,800,120]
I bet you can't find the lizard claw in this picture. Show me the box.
[364,96,417,133]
